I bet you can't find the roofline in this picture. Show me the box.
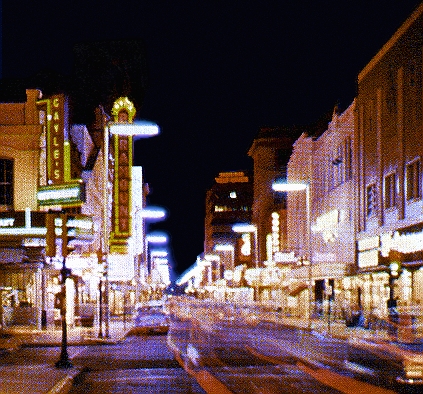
[358,2,423,82]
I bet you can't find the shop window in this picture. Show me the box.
[406,159,421,201]
[384,172,396,209]
[366,183,377,217]
[0,159,13,210]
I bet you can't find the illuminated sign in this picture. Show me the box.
[274,251,296,263]
[357,236,380,251]
[110,134,132,253]
[312,209,339,233]
[37,183,85,207]
[381,230,423,255]
[357,236,380,269]
[109,97,134,254]
[0,218,15,227]
[0,211,92,243]
[358,249,379,268]
[241,233,251,256]
[37,95,66,184]
[111,97,136,123]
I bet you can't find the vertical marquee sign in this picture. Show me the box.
[109,97,136,253]
[37,94,67,184]
[36,94,85,208]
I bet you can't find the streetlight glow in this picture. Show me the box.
[272,182,308,191]
[146,234,168,244]
[232,223,257,233]
[141,206,167,220]
[108,120,160,138]
[272,180,313,328]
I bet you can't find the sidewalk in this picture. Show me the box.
[0,318,132,394]
[269,313,423,344]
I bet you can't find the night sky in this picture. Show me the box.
[1,1,421,278]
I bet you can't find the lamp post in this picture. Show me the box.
[232,223,259,301]
[272,181,312,329]
[100,119,159,338]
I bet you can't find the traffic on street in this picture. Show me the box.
[1,296,423,393]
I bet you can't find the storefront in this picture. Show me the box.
[356,228,423,319]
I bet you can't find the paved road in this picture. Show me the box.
[1,315,419,393]
[173,319,343,393]
[0,333,205,394]
[169,317,410,393]
[67,335,206,393]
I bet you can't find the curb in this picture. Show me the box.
[47,368,82,394]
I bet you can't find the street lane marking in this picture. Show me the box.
[246,345,396,394]
[172,347,233,394]
[297,362,396,394]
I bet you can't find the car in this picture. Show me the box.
[128,303,170,335]
[346,337,423,389]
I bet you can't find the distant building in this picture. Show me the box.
[248,127,298,265]
[204,171,253,276]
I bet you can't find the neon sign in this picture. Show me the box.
[37,183,85,207]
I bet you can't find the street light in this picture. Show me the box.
[232,223,259,301]
[100,118,159,338]
[272,181,312,329]
[141,206,167,220]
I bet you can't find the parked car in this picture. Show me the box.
[128,302,169,335]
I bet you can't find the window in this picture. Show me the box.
[344,137,352,181]
[384,173,396,209]
[366,184,377,217]
[406,159,421,201]
[328,137,352,190]
[0,159,13,209]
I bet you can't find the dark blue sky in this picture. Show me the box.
[1,1,422,277]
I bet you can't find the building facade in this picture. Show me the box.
[355,3,423,316]
[202,171,253,298]
[0,90,155,330]
[286,104,356,318]
[248,127,297,266]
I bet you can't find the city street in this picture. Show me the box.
[1,305,422,393]
[168,301,423,394]
[0,332,205,394]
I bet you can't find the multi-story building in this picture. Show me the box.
[286,104,356,318]
[355,3,423,316]
[204,171,253,289]
[0,90,152,330]
[247,127,298,264]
